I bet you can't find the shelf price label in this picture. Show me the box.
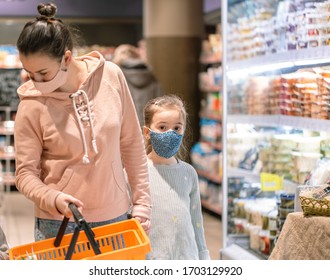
[260,172,283,192]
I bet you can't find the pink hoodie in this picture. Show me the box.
[14,51,151,222]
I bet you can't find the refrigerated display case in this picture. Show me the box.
[220,0,330,260]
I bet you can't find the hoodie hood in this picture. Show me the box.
[120,58,156,88]
[17,51,105,101]
[16,51,104,165]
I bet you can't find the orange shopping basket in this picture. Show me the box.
[9,203,151,260]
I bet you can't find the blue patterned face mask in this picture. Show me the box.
[148,129,183,159]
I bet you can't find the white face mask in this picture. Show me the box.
[32,56,68,94]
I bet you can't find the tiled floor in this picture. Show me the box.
[0,192,222,260]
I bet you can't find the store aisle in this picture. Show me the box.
[202,211,222,260]
[0,192,222,260]
[0,192,34,247]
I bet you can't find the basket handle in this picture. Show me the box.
[53,203,101,259]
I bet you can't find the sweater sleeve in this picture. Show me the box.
[14,100,61,216]
[115,66,151,220]
[189,167,211,260]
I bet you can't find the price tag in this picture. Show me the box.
[260,172,283,192]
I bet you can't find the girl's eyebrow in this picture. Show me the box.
[156,120,184,126]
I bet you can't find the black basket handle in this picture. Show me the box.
[54,203,101,259]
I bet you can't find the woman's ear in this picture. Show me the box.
[64,50,72,66]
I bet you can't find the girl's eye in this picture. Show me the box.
[159,125,166,131]
[174,126,182,132]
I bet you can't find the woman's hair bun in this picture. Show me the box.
[37,2,57,18]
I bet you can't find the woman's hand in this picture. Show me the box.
[55,193,83,218]
[134,216,151,234]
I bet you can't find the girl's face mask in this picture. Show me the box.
[148,128,183,159]
[32,56,68,94]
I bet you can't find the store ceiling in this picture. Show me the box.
[0,0,143,18]
[0,0,220,23]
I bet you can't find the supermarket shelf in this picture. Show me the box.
[228,167,298,193]
[201,199,222,216]
[221,243,260,260]
[220,243,266,260]
[3,173,15,185]
[200,57,221,65]
[0,153,15,160]
[227,46,330,72]
[0,128,14,135]
[196,169,222,184]
[200,85,222,93]
[228,0,245,6]
[221,235,268,260]
[200,140,222,151]
[200,112,221,122]
[228,167,260,182]
[228,114,330,133]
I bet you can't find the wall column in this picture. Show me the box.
[143,0,204,153]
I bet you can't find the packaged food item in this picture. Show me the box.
[259,230,270,255]
[312,184,330,199]
[280,193,295,208]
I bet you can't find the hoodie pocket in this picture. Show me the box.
[112,161,126,193]
[56,167,74,190]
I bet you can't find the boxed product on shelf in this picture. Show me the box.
[228,68,330,119]
[199,118,222,144]
[227,131,268,169]
[228,0,330,62]
[292,151,322,172]
[0,45,21,68]
[190,142,220,176]
[231,195,280,256]
[200,34,221,64]
[198,66,222,92]
[200,92,222,119]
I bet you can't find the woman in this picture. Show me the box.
[14,2,151,240]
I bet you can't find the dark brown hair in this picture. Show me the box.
[16,2,79,60]
[143,94,190,161]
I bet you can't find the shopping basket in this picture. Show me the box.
[9,203,151,260]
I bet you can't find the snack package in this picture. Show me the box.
[307,158,330,186]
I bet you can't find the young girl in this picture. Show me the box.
[143,95,210,260]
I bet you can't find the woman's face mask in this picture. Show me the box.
[31,56,68,94]
[148,128,183,159]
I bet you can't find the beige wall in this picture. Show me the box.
[144,0,203,37]
[143,0,204,152]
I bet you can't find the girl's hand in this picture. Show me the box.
[134,216,151,234]
[55,193,83,218]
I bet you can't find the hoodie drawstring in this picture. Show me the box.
[70,90,98,164]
